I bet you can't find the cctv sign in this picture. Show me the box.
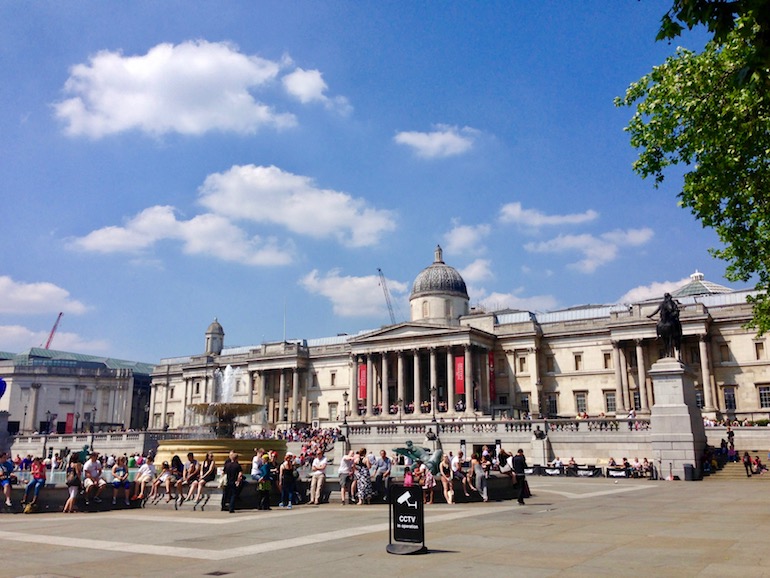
[390,484,424,544]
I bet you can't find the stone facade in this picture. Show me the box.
[150,250,770,434]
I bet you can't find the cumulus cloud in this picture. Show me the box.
[460,259,494,285]
[300,269,408,318]
[282,68,351,114]
[0,324,109,353]
[617,277,690,304]
[499,202,598,227]
[469,286,558,313]
[198,165,396,247]
[68,205,295,266]
[54,40,300,138]
[394,124,478,158]
[443,222,491,256]
[0,276,88,315]
[524,228,653,273]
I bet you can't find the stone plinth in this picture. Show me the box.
[649,357,707,480]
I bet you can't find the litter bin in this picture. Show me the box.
[683,463,696,481]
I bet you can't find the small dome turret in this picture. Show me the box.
[205,318,225,355]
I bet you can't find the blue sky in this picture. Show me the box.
[0,1,732,363]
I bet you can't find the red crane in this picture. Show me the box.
[44,312,63,349]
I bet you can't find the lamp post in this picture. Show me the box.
[342,391,349,425]
[397,397,403,424]
[91,406,97,433]
[75,412,80,433]
[430,386,437,423]
[23,404,28,434]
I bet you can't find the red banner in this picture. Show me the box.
[65,412,74,434]
[454,357,465,395]
[488,351,496,403]
[358,363,367,400]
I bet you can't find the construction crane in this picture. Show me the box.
[44,312,63,349]
[377,268,397,325]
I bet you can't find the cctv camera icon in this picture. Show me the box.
[397,491,418,509]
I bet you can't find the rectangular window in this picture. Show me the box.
[330,371,337,387]
[605,391,617,414]
[603,352,612,369]
[520,393,529,413]
[329,403,338,421]
[311,404,319,420]
[195,381,200,395]
[59,388,71,402]
[626,349,637,368]
[547,394,558,416]
[575,392,587,414]
[695,390,704,409]
[759,386,770,408]
[518,356,527,373]
[166,413,175,428]
[720,344,730,363]
[756,342,765,361]
[497,357,507,376]
[689,347,700,364]
[546,355,555,373]
[499,395,508,406]
[633,391,641,411]
[574,354,583,371]
[84,390,94,405]
[169,388,174,399]
[724,386,737,410]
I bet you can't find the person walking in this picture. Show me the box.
[278,452,296,509]
[512,448,528,505]
[743,451,753,477]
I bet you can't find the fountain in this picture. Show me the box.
[154,365,285,469]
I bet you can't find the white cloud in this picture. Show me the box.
[617,277,690,304]
[0,324,109,353]
[499,202,598,227]
[68,205,295,266]
[282,68,351,114]
[469,286,558,313]
[300,269,408,318]
[524,228,654,273]
[0,276,88,315]
[54,40,297,138]
[394,124,478,158]
[443,222,491,256]
[460,259,494,284]
[198,165,396,247]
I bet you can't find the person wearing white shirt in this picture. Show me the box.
[310,450,328,505]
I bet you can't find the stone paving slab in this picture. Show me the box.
[3,477,769,577]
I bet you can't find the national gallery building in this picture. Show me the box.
[150,246,770,432]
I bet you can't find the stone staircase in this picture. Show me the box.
[704,453,770,480]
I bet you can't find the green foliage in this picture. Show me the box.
[616,30,770,334]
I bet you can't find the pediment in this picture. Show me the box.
[349,322,468,344]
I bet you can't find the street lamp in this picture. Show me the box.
[43,410,51,458]
[342,391,349,425]
[430,386,437,423]
[23,405,28,434]
[91,406,97,433]
[397,397,403,424]
[75,412,80,433]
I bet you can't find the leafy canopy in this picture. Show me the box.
[616,28,770,334]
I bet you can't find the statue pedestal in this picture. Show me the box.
[530,435,551,466]
[649,357,706,480]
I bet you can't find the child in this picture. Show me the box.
[403,467,413,487]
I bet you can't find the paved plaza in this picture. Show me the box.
[2,477,768,578]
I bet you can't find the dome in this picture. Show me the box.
[410,245,469,300]
[206,318,224,335]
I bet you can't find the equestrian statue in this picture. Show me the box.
[647,292,682,358]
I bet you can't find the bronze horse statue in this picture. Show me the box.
[647,293,682,358]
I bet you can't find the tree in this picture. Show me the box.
[615,29,770,334]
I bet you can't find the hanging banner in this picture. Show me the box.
[0,378,6,400]
[488,351,496,402]
[358,363,367,401]
[65,412,74,434]
[454,357,465,395]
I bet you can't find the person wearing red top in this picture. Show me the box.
[22,456,46,505]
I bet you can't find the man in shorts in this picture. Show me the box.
[451,451,470,496]
[0,452,15,507]
[83,451,107,504]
